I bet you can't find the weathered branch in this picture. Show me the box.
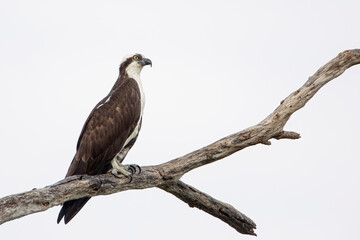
[0,49,359,235]
[159,180,257,235]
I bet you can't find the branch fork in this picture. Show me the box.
[1,49,359,236]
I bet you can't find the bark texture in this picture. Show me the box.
[1,49,359,236]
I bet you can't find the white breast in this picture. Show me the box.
[122,62,145,148]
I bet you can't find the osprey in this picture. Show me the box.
[57,54,152,224]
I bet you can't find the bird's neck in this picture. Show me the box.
[111,67,144,96]
[126,66,141,81]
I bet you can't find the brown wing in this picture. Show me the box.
[66,78,142,177]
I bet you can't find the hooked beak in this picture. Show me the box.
[141,58,152,67]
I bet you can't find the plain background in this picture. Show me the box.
[1,1,360,239]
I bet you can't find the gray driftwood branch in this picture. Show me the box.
[1,49,359,236]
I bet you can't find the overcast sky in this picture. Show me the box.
[1,1,360,239]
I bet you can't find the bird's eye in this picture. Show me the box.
[133,55,139,60]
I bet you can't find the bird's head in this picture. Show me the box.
[119,53,152,78]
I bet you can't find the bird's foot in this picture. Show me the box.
[110,164,141,183]
[128,164,141,175]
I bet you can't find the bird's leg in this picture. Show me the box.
[109,155,141,182]
[110,155,132,176]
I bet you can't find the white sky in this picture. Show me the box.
[1,1,360,239]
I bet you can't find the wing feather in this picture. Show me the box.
[66,78,142,177]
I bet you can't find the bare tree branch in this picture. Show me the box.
[0,49,359,235]
[159,180,257,235]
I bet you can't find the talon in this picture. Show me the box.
[111,172,122,178]
[129,164,141,174]
[110,167,131,177]
[109,159,141,181]
[128,165,136,175]
[136,165,141,174]
[128,175,133,183]
[111,169,133,183]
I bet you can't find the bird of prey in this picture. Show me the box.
[57,54,152,224]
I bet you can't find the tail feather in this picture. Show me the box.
[57,197,91,224]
